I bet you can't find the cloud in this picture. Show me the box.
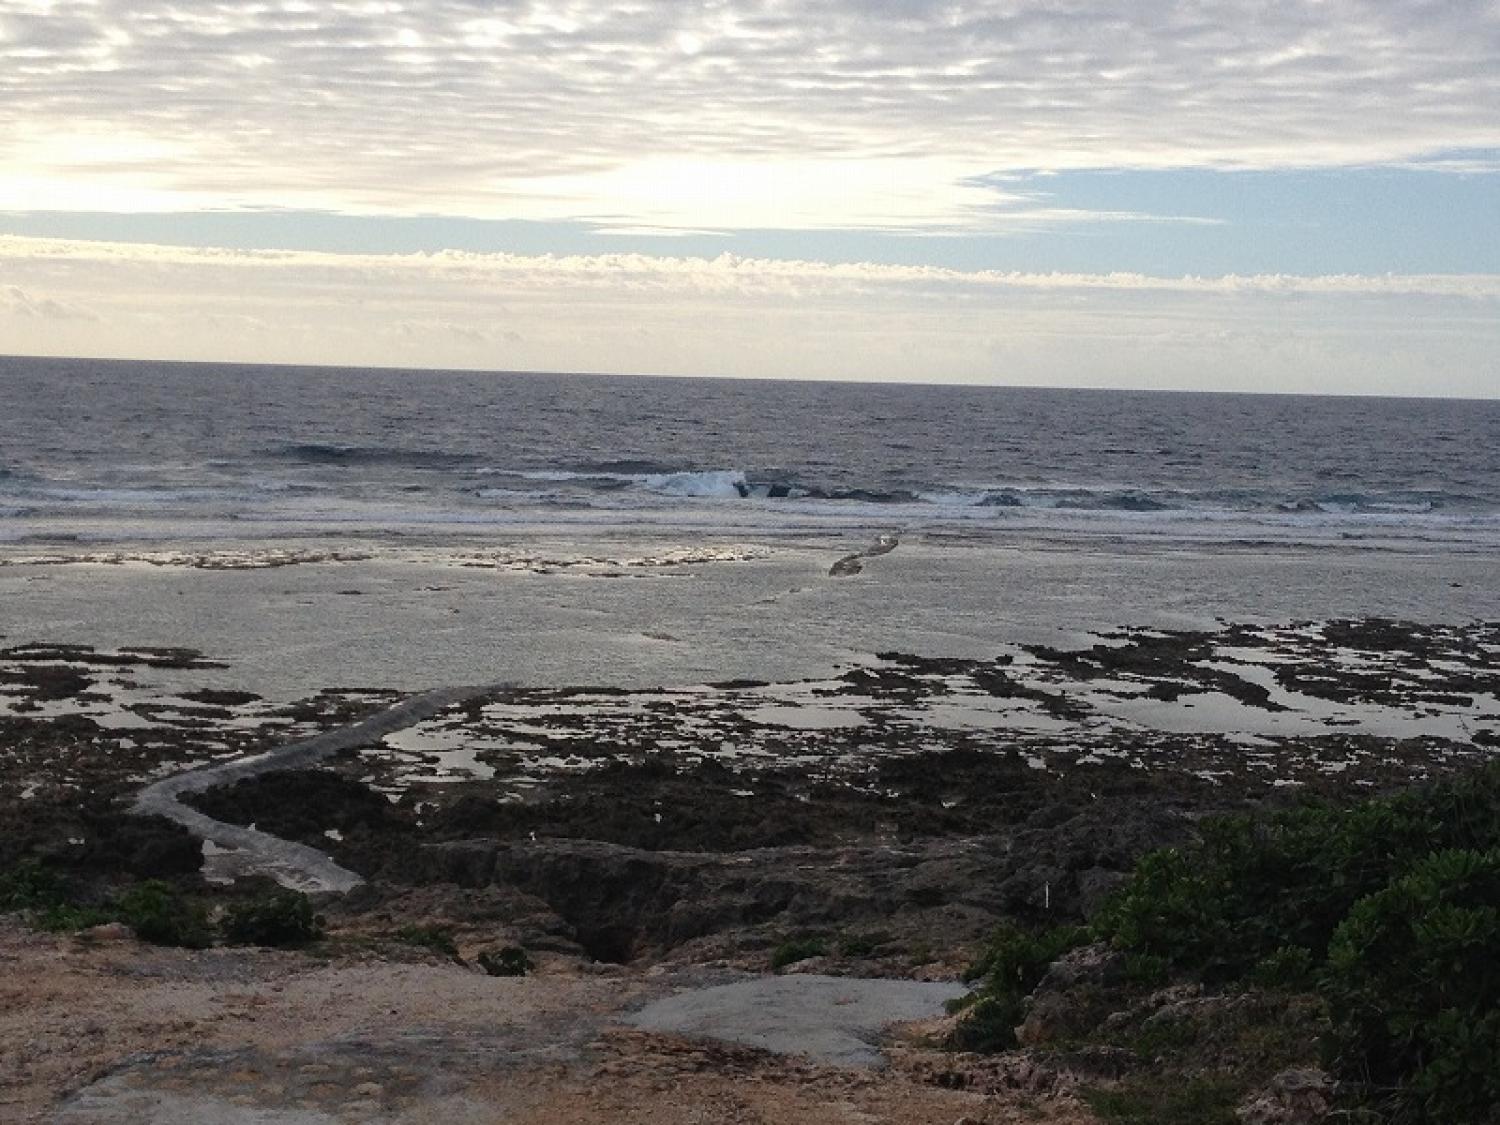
[4,236,1498,302]
[0,1,1495,229]
[1,234,1495,398]
[1,282,97,320]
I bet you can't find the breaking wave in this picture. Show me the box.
[468,470,1488,518]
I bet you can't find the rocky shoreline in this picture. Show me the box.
[2,618,1497,1121]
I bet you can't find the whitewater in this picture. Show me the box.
[3,355,1498,556]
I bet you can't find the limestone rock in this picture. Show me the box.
[1236,1067,1335,1124]
[77,922,134,943]
[1016,943,1125,1045]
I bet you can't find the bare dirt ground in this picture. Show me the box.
[1,920,1097,1124]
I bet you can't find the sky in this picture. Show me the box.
[1,0,1498,395]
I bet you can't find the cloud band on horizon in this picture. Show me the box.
[3,235,1495,398]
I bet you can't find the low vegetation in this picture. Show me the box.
[221,886,322,946]
[392,924,461,960]
[770,934,828,969]
[950,922,1088,1052]
[1082,1077,1242,1125]
[959,761,1500,1123]
[1,864,320,950]
[477,945,533,977]
[114,880,215,949]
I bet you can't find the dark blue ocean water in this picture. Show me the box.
[2,355,1498,548]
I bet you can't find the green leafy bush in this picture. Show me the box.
[770,935,827,969]
[946,993,1025,1054]
[394,924,460,959]
[1121,951,1169,987]
[951,922,1089,1051]
[221,888,321,947]
[33,902,115,932]
[1249,945,1316,990]
[3,863,185,937]
[477,945,532,977]
[115,880,213,949]
[956,763,1500,1122]
[1323,847,1500,1122]
[0,859,69,912]
[1094,762,1500,982]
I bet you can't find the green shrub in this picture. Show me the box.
[2,861,127,933]
[1084,1076,1240,1125]
[952,922,1089,1051]
[770,935,828,969]
[1323,847,1500,1122]
[33,902,115,932]
[1121,951,1169,987]
[951,762,1500,1122]
[963,921,1090,987]
[1250,945,1317,991]
[948,992,1029,1053]
[221,889,321,947]
[394,924,460,959]
[477,945,532,977]
[115,880,213,949]
[0,860,69,912]
[836,932,885,958]
[1093,844,1236,974]
[1083,764,1500,1120]
[1094,762,1500,982]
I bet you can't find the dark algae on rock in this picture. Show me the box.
[176,748,1205,965]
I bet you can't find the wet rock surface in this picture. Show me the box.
[625,974,967,1067]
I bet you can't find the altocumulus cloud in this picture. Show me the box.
[1,0,1497,229]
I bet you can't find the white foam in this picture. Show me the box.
[641,470,748,498]
[480,466,750,499]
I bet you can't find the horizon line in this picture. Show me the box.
[4,351,1495,404]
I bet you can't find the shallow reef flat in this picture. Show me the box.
[2,618,1495,964]
[351,617,1500,799]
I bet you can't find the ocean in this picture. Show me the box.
[4,354,1499,552]
[2,354,1497,696]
